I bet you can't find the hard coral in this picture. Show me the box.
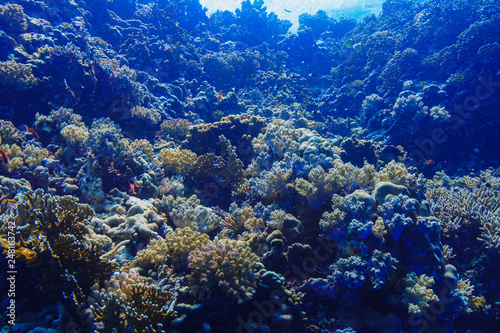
[92,283,177,333]
[8,189,116,303]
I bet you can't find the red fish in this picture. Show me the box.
[20,124,39,139]
[0,148,8,164]
[423,159,435,165]
[129,179,141,195]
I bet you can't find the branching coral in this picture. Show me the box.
[249,162,292,200]
[184,114,266,163]
[295,160,377,209]
[92,283,177,333]
[158,175,185,196]
[223,204,264,234]
[0,120,22,145]
[131,106,162,126]
[426,186,500,248]
[0,143,23,172]
[187,239,261,303]
[2,189,116,304]
[376,161,412,186]
[123,139,155,162]
[160,118,192,139]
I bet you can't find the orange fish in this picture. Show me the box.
[0,148,8,164]
[20,124,39,139]
[423,159,435,165]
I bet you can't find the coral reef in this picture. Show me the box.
[0,0,499,331]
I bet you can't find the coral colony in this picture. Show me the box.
[0,0,499,332]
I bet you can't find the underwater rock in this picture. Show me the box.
[280,213,304,241]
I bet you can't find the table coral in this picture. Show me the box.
[187,239,261,303]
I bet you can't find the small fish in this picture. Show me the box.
[20,124,39,139]
[0,148,8,164]
[423,159,435,165]
[353,43,363,53]
[284,9,291,13]
[343,39,354,49]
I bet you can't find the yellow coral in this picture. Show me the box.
[0,60,37,90]
[126,227,211,272]
[0,143,23,172]
[127,139,154,161]
[0,4,28,33]
[60,124,89,146]
[376,160,411,186]
[164,227,211,269]
[23,143,49,168]
[103,270,147,300]
[155,147,197,174]
[372,216,387,240]
[402,272,439,315]
[126,238,168,270]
